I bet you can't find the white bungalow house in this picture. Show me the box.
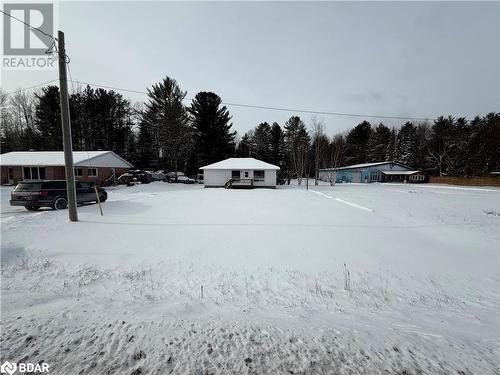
[200,158,280,188]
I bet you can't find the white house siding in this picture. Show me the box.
[253,170,277,187]
[203,169,277,188]
[203,170,232,187]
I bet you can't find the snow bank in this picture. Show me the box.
[1,182,499,374]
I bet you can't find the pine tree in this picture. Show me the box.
[253,122,272,162]
[428,116,454,176]
[269,122,285,167]
[143,77,193,172]
[189,91,236,168]
[446,117,470,176]
[394,122,417,167]
[414,122,432,171]
[34,85,61,150]
[468,113,500,175]
[344,121,372,165]
[136,120,155,169]
[367,123,391,162]
[284,116,310,183]
[385,128,396,161]
[236,132,254,157]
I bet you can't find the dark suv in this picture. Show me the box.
[10,180,107,211]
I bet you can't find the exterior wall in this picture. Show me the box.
[203,170,232,187]
[1,166,22,184]
[319,163,414,183]
[75,167,129,185]
[48,166,66,180]
[256,169,277,187]
[382,172,426,183]
[203,169,277,187]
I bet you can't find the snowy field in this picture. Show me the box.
[1,182,499,374]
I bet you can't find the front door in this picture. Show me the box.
[8,168,14,184]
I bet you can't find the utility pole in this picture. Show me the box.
[58,30,78,222]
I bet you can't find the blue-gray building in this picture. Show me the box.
[318,161,426,183]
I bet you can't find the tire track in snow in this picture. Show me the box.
[309,190,374,213]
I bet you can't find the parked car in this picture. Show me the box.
[165,171,186,183]
[10,180,107,211]
[177,176,196,184]
[117,170,152,185]
[129,170,153,184]
[146,170,166,181]
[117,172,138,186]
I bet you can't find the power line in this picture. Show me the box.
[216,102,434,121]
[65,79,436,121]
[3,80,59,96]
[67,80,147,95]
[4,78,439,121]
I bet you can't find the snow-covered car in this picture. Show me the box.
[117,170,152,185]
[165,171,186,183]
[117,173,138,186]
[176,176,196,184]
[146,170,166,181]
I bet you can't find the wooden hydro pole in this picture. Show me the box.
[57,30,78,222]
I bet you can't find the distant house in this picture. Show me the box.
[318,161,426,183]
[0,151,133,185]
[200,158,280,188]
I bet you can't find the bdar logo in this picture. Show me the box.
[0,361,17,375]
[0,361,49,374]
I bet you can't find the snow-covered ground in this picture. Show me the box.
[1,182,499,374]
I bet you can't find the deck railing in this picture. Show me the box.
[225,178,254,189]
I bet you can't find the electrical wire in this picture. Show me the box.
[63,79,437,121]
[3,79,438,121]
[3,80,59,96]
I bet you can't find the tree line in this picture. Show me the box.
[1,76,499,181]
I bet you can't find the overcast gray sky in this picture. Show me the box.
[2,1,499,136]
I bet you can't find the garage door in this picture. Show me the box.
[351,171,361,183]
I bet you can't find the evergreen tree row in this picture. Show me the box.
[1,78,498,180]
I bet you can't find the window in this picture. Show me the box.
[87,168,98,177]
[244,171,249,178]
[23,167,31,180]
[75,168,83,177]
[231,170,240,179]
[23,167,46,180]
[254,170,265,181]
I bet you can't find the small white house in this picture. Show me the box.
[200,158,280,188]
